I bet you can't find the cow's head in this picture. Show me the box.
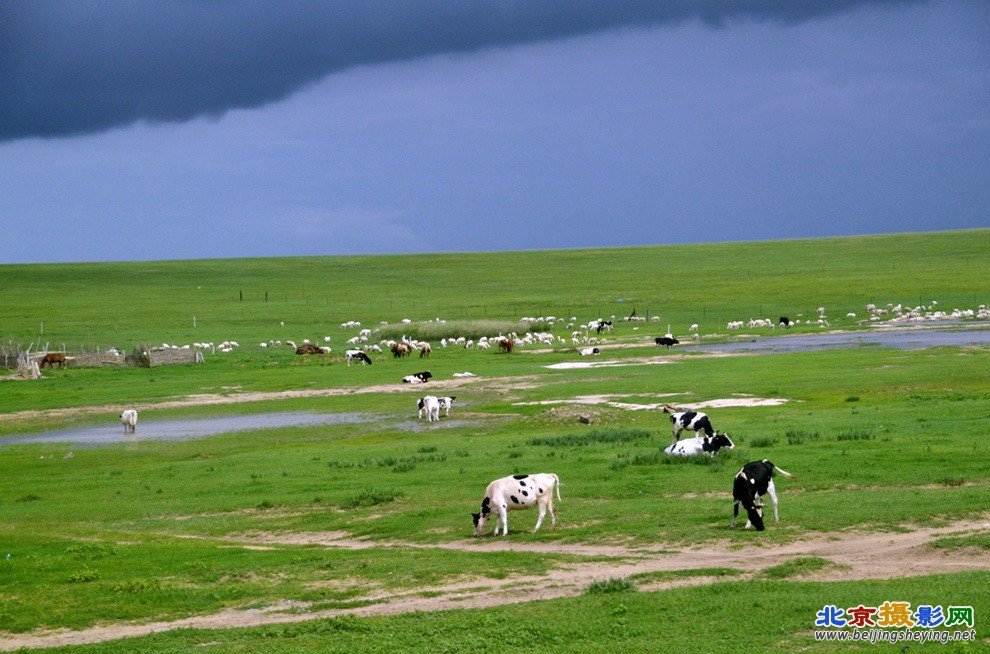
[711,432,735,451]
[472,497,491,536]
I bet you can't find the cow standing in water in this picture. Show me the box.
[120,409,138,434]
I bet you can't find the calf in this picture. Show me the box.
[437,396,456,416]
[662,404,715,442]
[402,371,433,384]
[120,409,138,434]
[731,459,796,531]
[579,347,600,356]
[655,336,679,349]
[663,432,734,456]
[417,396,440,422]
[472,473,560,536]
[345,350,373,365]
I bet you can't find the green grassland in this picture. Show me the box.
[1,230,989,652]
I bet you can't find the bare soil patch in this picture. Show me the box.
[2,517,986,651]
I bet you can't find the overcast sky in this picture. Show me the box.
[1,0,987,264]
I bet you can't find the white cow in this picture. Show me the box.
[472,473,561,536]
[417,396,440,422]
[120,409,138,434]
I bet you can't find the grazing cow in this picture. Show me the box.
[391,343,411,358]
[497,338,514,353]
[595,320,613,334]
[579,347,600,356]
[419,343,432,358]
[417,396,440,422]
[345,350,373,366]
[662,404,715,442]
[664,432,735,456]
[437,396,456,416]
[402,371,433,384]
[472,473,561,536]
[40,353,67,368]
[779,316,791,328]
[731,459,796,531]
[655,336,679,349]
[120,409,138,434]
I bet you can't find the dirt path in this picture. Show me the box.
[2,517,987,651]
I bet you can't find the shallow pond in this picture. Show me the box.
[683,324,990,354]
[0,412,375,447]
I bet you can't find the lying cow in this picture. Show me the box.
[655,336,679,349]
[731,459,796,531]
[402,371,432,384]
[120,409,138,434]
[664,432,734,456]
[417,396,440,422]
[345,349,373,365]
[662,404,715,442]
[437,396,456,416]
[472,473,560,536]
[579,347,600,356]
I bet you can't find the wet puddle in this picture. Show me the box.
[1,412,375,447]
[684,325,990,354]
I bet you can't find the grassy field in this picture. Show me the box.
[1,230,988,652]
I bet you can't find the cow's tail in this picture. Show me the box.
[553,474,562,501]
[772,464,796,480]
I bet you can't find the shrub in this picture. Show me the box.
[339,488,402,510]
[586,577,637,594]
[836,429,874,442]
[529,429,652,447]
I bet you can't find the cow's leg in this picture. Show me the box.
[498,504,509,536]
[533,502,547,532]
[766,480,780,522]
[731,501,739,528]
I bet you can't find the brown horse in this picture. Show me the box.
[40,353,67,368]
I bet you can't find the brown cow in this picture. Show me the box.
[40,353,67,368]
[498,338,515,353]
[391,343,411,358]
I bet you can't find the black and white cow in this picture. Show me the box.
[731,459,796,531]
[779,316,791,328]
[437,396,456,416]
[662,404,715,442]
[472,473,560,536]
[579,347,600,356]
[345,349,373,365]
[655,336,679,349]
[402,371,432,384]
[663,432,734,456]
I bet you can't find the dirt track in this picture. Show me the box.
[1,517,987,651]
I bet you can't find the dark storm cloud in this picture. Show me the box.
[0,0,921,142]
